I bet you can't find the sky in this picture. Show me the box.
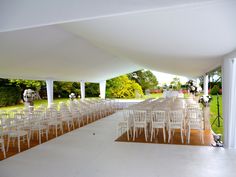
[152,70,189,86]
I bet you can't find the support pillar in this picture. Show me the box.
[46,79,53,106]
[204,74,209,95]
[99,80,106,99]
[223,57,236,149]
[80,81,85,99]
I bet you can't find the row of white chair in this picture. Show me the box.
[118,101,204,144]
[0,99,124,159]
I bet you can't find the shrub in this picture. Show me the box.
[210,85,220,95]
[106,75,144,98]
[0,86,21,107]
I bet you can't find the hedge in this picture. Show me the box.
[0,86,21,107]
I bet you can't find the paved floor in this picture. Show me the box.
[0,111,236,177]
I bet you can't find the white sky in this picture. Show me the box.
[152,70,189,86]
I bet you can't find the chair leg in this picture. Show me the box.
[127,128,129,141]
[55,126,58,137]
[163,127,166,143]
[144,128,147,142]
[7,136,10,152]
[18,136,21,153]
[27,134,30,148]
[201,130,204,144]
[46,129,49,141]
[150,128,153,142]
[67,122,70,131]
[133,127,136,141]
[61,124,63,134]
[2,142,6,158]
[39,129,41,144]
[168,128,171,143]
[188,128,191,144]
[180,128,184,144]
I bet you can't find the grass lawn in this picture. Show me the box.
[209,95,223,135]
[142,93,163,99]
[0,98,68,111]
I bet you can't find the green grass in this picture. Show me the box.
[209,95,223,135]
[0,98,68,111]
[143,93,163,99]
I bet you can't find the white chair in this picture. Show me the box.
[132,110,148,141]
[71,110,84,128]
[168,110,184,144]
[60,110,75,131]
[7,124,30,153]
[0,126,6,158]
[150,111,166,142]
[46,109,63,137]
[117,110,133,141]
[30,111,48,144]
[187,110,204,144]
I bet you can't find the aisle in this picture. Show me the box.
[0,112,235,177]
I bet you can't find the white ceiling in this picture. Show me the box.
[0,0,236,82]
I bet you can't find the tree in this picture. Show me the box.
[85,83,99,97]
[128,70,158,93]
[10,79,45,91]
[53,81,80,98]
[170,77,181,90]
[106,75,143,98]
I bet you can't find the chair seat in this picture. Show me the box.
[134,122,146,127]
[48,120,61,125]
[8,130,28,137]
[189,125,202,130]
[152,122,165,128]
[169,124,182,129]
[31,125,48,130]
[118,121,128,127]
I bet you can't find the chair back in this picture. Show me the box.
[122,109,133,122]
[169,110,183,124]
[151,111,166,124]
[132,110,147,123]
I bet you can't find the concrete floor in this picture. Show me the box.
[0,111,236,177]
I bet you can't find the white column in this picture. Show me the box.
[46,79,53,106]
[80,81,85,99]
[204,74,209,95]
[99,80,106,99]
[223,57,236,149]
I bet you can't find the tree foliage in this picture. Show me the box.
[0,85,21,107]
[106,75,143,98]
[128,70,158,92]
[170,77,181,90]
[85,83,99,97]
[53,81,80,98]
[10,79,45,91]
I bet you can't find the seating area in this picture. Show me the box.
[116,97,213,145]
[0,99,130,160]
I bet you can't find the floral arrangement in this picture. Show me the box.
[23,89,36,106]
[187,80,202,95]
[199,95,212,107]
[69,93,76,100]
